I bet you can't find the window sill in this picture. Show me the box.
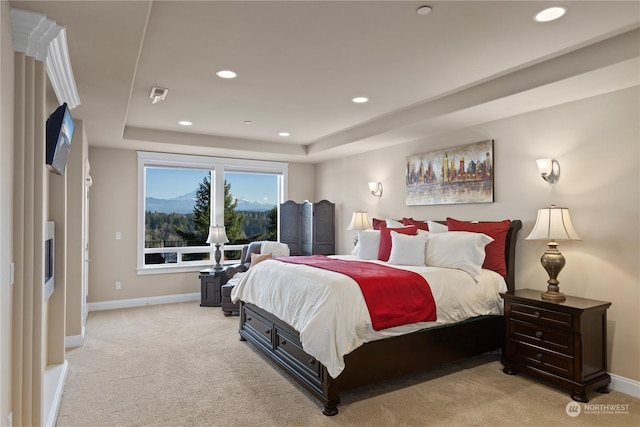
[137,262,237,276]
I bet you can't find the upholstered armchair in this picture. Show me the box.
[220,241,290,315]
[220,241,263,286]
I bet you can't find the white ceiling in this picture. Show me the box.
[12,1,640,163]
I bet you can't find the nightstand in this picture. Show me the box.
[501,289,611,402]
[199,269,223,307]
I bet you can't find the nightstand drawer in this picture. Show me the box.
[509,302,572,328]
[508,340,574,378]
[508,318,573,355]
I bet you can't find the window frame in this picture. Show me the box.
[137,151,288,275]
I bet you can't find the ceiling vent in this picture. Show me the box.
[149,87,168,104]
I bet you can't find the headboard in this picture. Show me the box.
[503,220,522,293]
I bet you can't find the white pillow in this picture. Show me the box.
[356,230,381,260]
[385,218,404,228]
[426,220,448,233]
[424,231,493,281]
[260,241,290,257]
[388,231,428,266]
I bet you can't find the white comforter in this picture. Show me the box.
[231,255,507,378]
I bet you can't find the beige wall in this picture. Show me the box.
[0,1,15,424]
[87,147,316,303]
[317,87,640,382]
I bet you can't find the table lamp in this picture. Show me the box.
[206,225,229,271]
[526,205,581,302]
[347,211,372,246]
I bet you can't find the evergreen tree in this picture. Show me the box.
[224,180,245,243]
[266,206,277,240]
[174,175,246,245]
[175,175,210,245]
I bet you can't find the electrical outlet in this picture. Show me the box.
[115,281,121,290]
[115,232,122,240]
[8,412,13,427]
[10,262,14,286]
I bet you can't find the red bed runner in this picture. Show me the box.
[276,255,437,330]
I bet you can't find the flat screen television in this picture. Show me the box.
[46,102,75,175]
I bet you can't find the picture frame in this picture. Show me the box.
[406,140,494,206]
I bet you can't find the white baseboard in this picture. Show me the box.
[87,292,200,312]
[611,373,640,398]
[43,361,68,427]
[65,324,85,349]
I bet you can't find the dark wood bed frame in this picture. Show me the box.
[238,220,522,415]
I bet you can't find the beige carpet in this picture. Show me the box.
[57,302,639,427]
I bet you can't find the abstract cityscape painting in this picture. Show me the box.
[406,140,494,206]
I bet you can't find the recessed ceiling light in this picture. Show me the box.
[216,70,237,79]
[178,121,192,126]
[352,97,369,103]
[278,132,291,137]
[244,120,253,125]
[534,7,566,22]
[416,5,432,16]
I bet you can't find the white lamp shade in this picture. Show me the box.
[526,206,581,241]
[206,225,229,244]
[347,211,372,231]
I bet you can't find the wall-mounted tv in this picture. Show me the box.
[46,102,75,175]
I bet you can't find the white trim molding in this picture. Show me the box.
[43,361,68,427]
[611,373,640,398]
[11,8,81,108]
[64,324,86,349]
[87,293,200,312]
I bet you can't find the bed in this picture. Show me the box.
[233,219,522,415]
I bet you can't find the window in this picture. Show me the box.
[138,152,288,274]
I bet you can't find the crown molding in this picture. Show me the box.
[11,8,81,109]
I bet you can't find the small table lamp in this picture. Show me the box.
[526,205,581,302]
[206,225,229,271]
[347,211,372,246]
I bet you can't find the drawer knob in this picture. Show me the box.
[308,358,316,366]
[535,331,543,338]
[536,353,543,360]
[247,317,252,321]
[281,340,287,345]
[264,329,270,334]
[534,311,541,318]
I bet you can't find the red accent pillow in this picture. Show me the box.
[402,217,429,231]
[377,226,418,261]
[372,218,386,230]
[446,218,510,277]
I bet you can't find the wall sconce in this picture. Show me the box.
[368,182,383,197]
[536,159,560,183]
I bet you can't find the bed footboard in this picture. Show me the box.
[239,302,341,415]
[239,301,504,415]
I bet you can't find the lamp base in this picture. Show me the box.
[541,289,566,302]
[213,244,223,271]
[540,242,567,302]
